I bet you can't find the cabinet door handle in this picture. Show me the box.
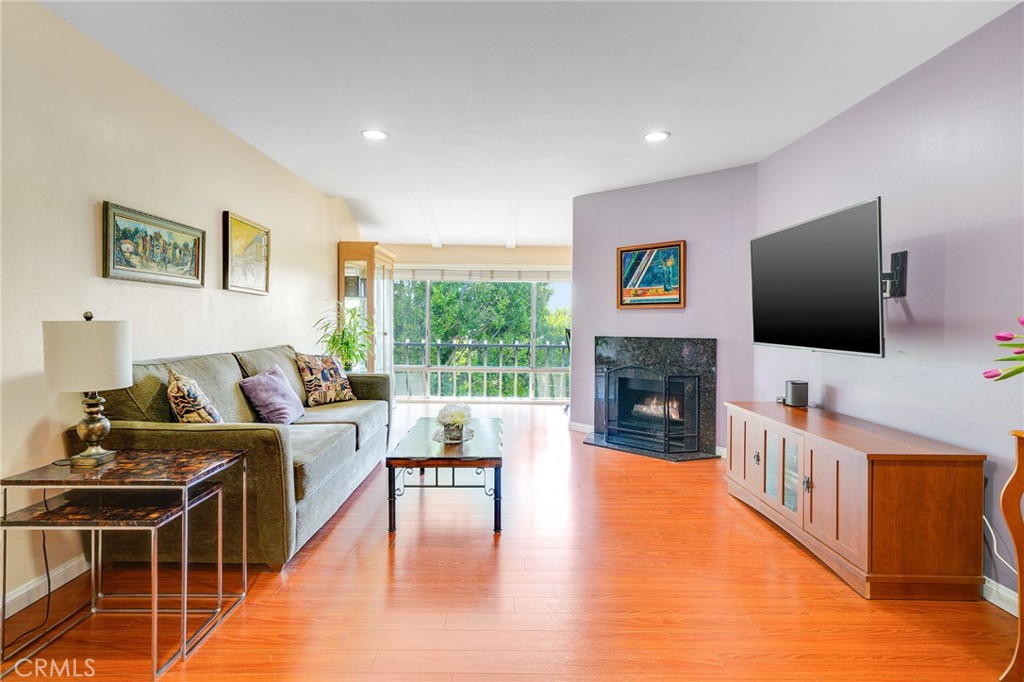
[802,475,812,493]
[753,451,761,465]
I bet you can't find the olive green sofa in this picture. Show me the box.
[64,344,390,569]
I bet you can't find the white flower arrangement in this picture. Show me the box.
[437,403,472,427]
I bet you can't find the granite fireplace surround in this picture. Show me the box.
[585,336,718,462]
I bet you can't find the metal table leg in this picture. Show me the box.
[1,490,6,667]
[150,527,159,680]
[180,488,189,660]
[493,466,502,533]
[388,465,397,532]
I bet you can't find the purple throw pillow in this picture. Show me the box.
[239,365,305,425]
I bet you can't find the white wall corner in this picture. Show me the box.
[5,553,90,616]
[984,577,1018,617]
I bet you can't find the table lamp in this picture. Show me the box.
[42,312,132,467]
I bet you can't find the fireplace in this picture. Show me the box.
[605,367,699,454]
[586,336,717,462]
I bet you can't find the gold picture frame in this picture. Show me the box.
[617,240,686,308]
[223,212,270,295]
[103,202,205,288]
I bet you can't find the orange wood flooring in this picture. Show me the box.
[3,404,1018,681]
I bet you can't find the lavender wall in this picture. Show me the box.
[571,7,1023,589]
[756,7,1023,589]
[570,165,758,444]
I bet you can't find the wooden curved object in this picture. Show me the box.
[1001,430,1024,681]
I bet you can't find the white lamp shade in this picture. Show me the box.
[42,320,133,392]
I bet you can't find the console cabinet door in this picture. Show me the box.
[802,437,868,570]
[727,409,748,481]
[762,426,803,524]
[742,418,766,495]
[726,408,765,494]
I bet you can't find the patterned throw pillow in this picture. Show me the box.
[294,352,355,406]
[167,369,223,423]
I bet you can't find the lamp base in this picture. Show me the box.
[74,393,116,468]
[70,447,118,468]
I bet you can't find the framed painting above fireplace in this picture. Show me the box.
[617,240,685,308]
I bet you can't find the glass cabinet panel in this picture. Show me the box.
[783,439,800,512]
[764,433,780,501]
[344,260,368,324]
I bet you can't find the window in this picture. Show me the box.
[393,280,571,400]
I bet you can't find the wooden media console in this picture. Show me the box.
[724,401,985,600]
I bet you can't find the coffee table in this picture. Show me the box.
[387,417,503,533]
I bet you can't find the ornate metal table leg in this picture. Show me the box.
[388,465,397,532]
[1001,430,1024,681]
[493,466,502,533]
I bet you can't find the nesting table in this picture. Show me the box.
[0,449,247,679]
[387,417,503,533]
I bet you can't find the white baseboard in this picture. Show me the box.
[5,553,90,616]
[568,421,592,433]
[716,445,727,458]
[984,577,1018,616]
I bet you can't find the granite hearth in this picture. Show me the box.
[585,336,718,462]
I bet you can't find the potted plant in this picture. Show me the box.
[314,302,374,371]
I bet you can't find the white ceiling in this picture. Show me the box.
[44,1,1016,248]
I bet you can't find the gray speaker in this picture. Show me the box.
[784,380,808,408]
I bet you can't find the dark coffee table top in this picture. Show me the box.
[387,417,503,467]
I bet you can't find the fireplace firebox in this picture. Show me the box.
[605,366,699,454]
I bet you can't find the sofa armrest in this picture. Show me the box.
[63,421,298,564]
[348,373,392,405]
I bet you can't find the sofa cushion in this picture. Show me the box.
[167,369,223,424]
[295,400,389,448]
[240,365,305,425]
[295,353,355,406]
[233,345,307,403]
[104,352,259,423]
[289,424,357,501]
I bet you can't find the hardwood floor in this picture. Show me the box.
[3,404,1017,680]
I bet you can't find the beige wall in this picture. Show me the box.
[385,244,571,270]
[1,4,358,591]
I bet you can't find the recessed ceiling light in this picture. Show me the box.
[643,130,671,142]
[361,129,388,141]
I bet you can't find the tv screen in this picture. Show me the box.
[751,198,884,357]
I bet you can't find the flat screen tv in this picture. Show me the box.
[751,198,884,357]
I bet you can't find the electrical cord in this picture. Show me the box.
[983,513,1018,576]
[6,490,53,648]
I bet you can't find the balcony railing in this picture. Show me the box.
[393,340,570,401]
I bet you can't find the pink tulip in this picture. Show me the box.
[984,369,1003,379]
[1017,315,1024,327]
[995,332,1016,341]
[1015,349,1024,355]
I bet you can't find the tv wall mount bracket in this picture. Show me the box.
[881,251,908,299]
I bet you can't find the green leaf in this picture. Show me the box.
[994,365,1024,381]
[998,343,1024,348]
[994,356,1024,362]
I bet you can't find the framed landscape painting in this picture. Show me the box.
[617,240,686,308]
[223,211,270,295]
[103,202,205,288]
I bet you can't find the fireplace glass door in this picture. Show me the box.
[605,366,699,454]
